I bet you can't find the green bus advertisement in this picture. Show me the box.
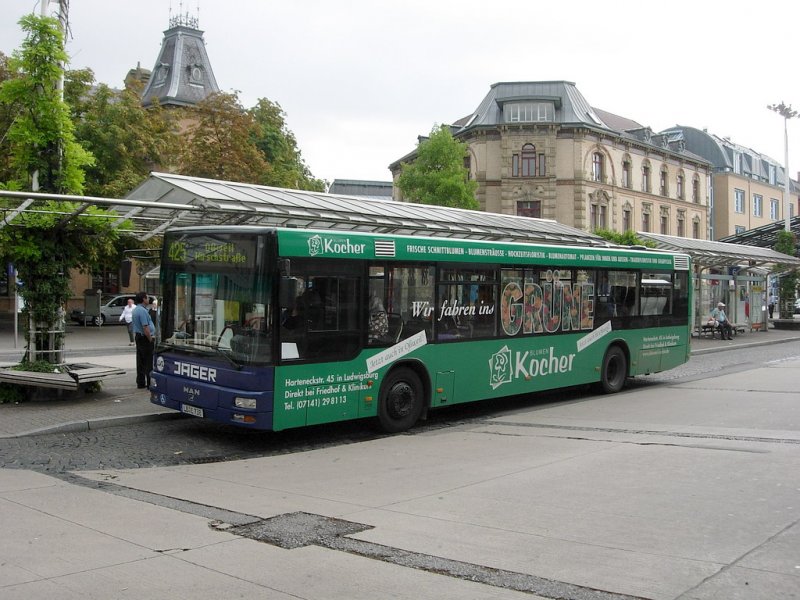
[151,226,692,432]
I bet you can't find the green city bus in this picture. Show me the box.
[151,226,692,432]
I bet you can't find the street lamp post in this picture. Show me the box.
[767,102,798,232]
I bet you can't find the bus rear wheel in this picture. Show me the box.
[378,368,424,433]
[600,346,627,394]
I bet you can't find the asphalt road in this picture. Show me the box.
[2,341,798,474]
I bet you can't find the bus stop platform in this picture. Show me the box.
[0,318,799,439]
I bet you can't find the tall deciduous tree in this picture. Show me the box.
[69,76,179,197]
[177,91,269,183]
[249,98,325,191]
[0,14,92,193]
[774,230,798,318]
[396,124,478,209]
[0,15,121,364]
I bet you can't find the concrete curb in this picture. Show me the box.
[0,411,184,439]
[691,334,800,355]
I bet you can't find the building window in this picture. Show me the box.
[504,102,554,123]
[92,270,120,294]
[517,200,541,218]
[622,159,631,188]
[521,144,536,177]
[692,219,700,239]
[753,194,763,217]
[732,151,742,174]
[590,203,607,230]
[512,154,519,177]
[769,164,777,186]
[642,211,651,232]
[770,198,780,220]
[622,207,632,231]
[676,173,684,199]
[692,175,700,203]
[591,152,604,182]
[642,164,651,193]
[735,225,746,234]
[660,208,670,235]
[538,153,546,177]
[677,213,685,237]
[659,166,668,196]
[734,189,745,213]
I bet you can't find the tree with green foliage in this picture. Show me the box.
[593,229,656,248]
[0,14,122,364]
[68,75,179,197]
[177,91,270,184]
[773,229,798,318]
[250,98,325,191]
[396,124,478,209]
[0,51,16,184]
[0,15,92,193]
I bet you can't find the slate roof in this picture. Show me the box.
[388,81,712,170]
[141,17,220,108]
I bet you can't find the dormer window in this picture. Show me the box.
[504,102,554,123]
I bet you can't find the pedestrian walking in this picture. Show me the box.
[119,298,135,345]
[768,293,776,319]
[148,298,159,341]
[132,291,155,389]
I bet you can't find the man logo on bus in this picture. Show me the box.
[308,235,323,256]
[489,345,513,389]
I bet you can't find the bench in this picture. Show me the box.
[0,363,125,391]
[699,322,741,339]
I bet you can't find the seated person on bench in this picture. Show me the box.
[708,302,733,340]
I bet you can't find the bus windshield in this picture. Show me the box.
[159,232,273,366]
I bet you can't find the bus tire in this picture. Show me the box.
[378,367,424,433]
[600,345,627,394]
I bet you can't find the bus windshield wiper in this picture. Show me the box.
[166,338,244,370]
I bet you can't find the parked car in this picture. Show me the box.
[794,298,800,315]
[70,294,157,326]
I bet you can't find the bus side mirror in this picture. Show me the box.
[279,276,298,309]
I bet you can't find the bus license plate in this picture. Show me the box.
[181,404,203,418]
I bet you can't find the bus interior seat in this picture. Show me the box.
[387,313,403,343]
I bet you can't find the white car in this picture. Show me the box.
[794,298,800,315]
[70,294,157,326]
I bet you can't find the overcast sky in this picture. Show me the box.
[2,0,799,186]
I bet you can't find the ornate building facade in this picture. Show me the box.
[661,126,799,240]
[391,81,712,239]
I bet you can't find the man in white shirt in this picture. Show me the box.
[119,298,135,345]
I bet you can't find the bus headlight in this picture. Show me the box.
[234,397,257,409]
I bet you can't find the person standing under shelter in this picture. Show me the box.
[710,301,733,340]
[132,292,155,389]
[768,293,776,319]
[119,297,135,345]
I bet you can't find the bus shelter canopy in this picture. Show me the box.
[1,173,609,247]
[2,173,798,270]
[636,231,800,271]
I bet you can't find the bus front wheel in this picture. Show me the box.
[378,368,424,433]
[600,346,627,394]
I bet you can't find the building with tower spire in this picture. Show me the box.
[140,9,219,108]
